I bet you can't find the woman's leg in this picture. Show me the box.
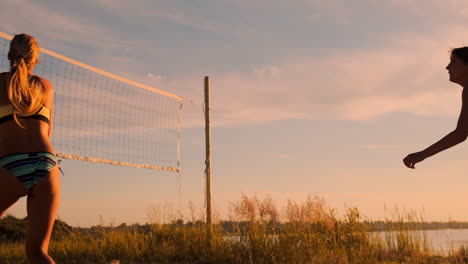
[0,167,28,217]
[25,166,60,264]
[0,167,28,264]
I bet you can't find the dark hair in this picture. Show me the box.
[451,47,468,64]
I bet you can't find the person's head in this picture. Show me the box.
[447,47,468,86]
[7,33,44,128]
[8,33,39,71]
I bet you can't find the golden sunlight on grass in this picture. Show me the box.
[1,195,468,264]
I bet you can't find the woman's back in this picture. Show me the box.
[0,33,60,264]
[0,72,54,156]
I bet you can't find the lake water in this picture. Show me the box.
[375,229,468,254]
[227,229,468,255]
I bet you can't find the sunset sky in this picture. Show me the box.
[3,0,468,226]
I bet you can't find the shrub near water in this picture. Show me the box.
[369,207,432,262]
[227,195,377,264]
[1,195,466,264]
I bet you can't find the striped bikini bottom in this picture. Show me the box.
[0,152,61,189]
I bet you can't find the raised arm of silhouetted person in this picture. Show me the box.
[403,48,468,169]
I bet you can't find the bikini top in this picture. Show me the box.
[0,104,51,125]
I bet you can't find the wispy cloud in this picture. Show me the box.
[94,0,225,35]
[2,0,468,129]
[0,0,134,58]
[210,28,468,126]
[152,27,463,127]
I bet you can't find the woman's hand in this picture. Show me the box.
[403,152,426,169]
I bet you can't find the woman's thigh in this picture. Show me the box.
[0,167,28,217]
[26,166,60,252]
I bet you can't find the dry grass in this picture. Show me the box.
[1,194,468,264]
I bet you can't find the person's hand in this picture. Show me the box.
[403,152,426,169]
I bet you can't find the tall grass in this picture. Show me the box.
[1,194,467,264]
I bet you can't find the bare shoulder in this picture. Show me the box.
[35,75,53,89]
[33,75,53,93]
[31,76,54,108]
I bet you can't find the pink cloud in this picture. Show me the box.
[152,26,468,127]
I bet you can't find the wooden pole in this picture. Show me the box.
[204,76,212,227]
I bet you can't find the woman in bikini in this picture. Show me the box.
[404,47,468,169]
[0,34,60,264]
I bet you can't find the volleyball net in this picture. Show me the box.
[0,32,184,172]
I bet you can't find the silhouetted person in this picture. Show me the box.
[404,47,468,169]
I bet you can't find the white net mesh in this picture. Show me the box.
[0,32,183,172]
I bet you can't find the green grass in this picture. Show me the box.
[1,195,468,264]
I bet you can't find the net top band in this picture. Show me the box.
[0,31,183,101]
